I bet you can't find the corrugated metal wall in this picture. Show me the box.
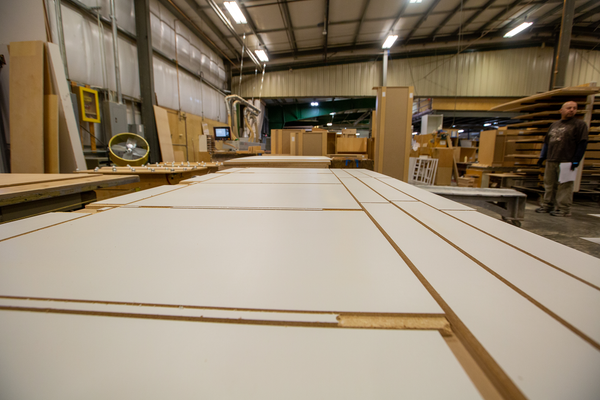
[235,47,600,98]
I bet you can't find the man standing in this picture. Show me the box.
[536,101,588,217]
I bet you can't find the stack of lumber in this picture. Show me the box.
[490,86,600,192]
[1,168,598,398]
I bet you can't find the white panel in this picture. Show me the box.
[0,312,480,399]
[0,213,88,241]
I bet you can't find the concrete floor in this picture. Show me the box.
[466,197,600,259]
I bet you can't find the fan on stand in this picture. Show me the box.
[108,133,149,166]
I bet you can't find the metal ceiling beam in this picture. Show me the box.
[428,2,463,40]
[205,0,263,69]
[404,0,443,43]
[238,2,268,50]
[323,0,329,61]
[352,0,371,46]
[544,0,599,25]
[278,0,298,58]
[451,0,497,36]
[473,0,526,36]
[489,2,547,35]
[157,0,235,65]
[180,0,240,60]
[533,4,564,24]
[573,4,600,24]
[388,0,410,35]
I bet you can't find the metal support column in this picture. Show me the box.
[134,0,160,163]
[382,50,389,86]
[551,0,575,89]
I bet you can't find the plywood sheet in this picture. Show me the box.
[202,173,340,184]
[92,185,187,206]
[0,212,88,241]
[0,311,481,399]
[179,174,225,184]
[0,208,441,315]
[43,95,59,173]
[346,168,389,178]
[338,177,388,203]
[379,177,473,211]
[153,105,175,162]
[446,210,600,289]
[331,169,352,178]
[46,43,86,172]
[363,203,600,400]
[356,177,417,201]
[226,156,331,163]
[128,183,361,210]
[9,41,44,173]
[0,173,95,188]
[395,202,600,345]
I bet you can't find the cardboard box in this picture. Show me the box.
[336,137,367,153]
[460,147,477,163]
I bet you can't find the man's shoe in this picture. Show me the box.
[550,210,571,217]
[535,207,551,213]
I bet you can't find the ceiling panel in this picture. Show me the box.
[327,22,359,45]
[418,13,451,30]
[259,31,291,52]
[360,19,394,37]
[289,0,326,29]
[247,4,286,31]
[364,0,405,20]
[295,27,325,42]
[296,38,325,49]
[432,0,462,13]
[392,15,421,33]
[329,0,365,23]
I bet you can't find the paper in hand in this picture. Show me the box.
[559,162,577,183]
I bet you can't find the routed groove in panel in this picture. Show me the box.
[363,203,600,400]
[338,177,388,203]
[237,168,334,174]
[0,212,89,241]
[92,185,188,206]
[446,210,600,289]
[200,173,341,184]
[0,311,483,399]
[379,177,473,211]
[355,176,417,201]
[395,201,600,346]
[0,208,442,315]
[124,183,362,210]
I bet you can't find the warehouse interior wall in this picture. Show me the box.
[234,47,600,99]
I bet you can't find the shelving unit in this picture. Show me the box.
[490,86,600,193]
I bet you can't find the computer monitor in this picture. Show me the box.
[214,127,231,140]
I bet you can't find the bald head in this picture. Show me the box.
[560,101,578,120]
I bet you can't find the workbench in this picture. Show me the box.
[77,165,209,201]
[419,185,527,225]
[0,173,139,222]
[223,155,331,169]
[0,168,598,399]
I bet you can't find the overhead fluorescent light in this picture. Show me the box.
[409,0,422,3]
[329,112,336,116]
[382,35,398,49]
[311,102,319,106]
[255,49,269,62]
[355,133,360,136]
[458,129,465,133]
[224,2,246,24]
[327,122,333,126]
[504,22,532,38]
[484,123,492,127]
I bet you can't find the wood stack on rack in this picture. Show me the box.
[489,85,600,193]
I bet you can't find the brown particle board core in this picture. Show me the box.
[337,314,451,335]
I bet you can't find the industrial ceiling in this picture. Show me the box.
[162,0,600,74]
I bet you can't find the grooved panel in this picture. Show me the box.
[0,212,88,241]
[379,177,473,210]
[364,203,600,400]
[0,311,481,399]
[126,183,361,210]
[0,207,442,315]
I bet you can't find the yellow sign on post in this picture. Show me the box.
[79,86,100,123]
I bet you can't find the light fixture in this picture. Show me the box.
[224,2,246,24]
[484,123,492,127]
[409,0,422,3]
[255,49,268,62]
[382,35,398,49]
[311,102,319,106]
[329,112,336,116]
[412,131,418,135]
[355,133,360,136]
[458,129,465,133]
[327,122,333,126]
[504,22,533,38]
